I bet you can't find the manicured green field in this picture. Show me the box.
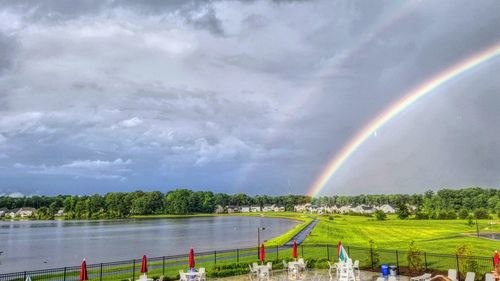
[304,214,500,256]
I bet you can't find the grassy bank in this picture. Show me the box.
[304,214,500,256]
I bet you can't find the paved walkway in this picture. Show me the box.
[212,269,411,281]
[285,219,319,246]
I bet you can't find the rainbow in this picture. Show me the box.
[307,42,500,197]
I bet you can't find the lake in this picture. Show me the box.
[0,216,299,273]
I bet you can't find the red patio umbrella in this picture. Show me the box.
[188,248,195,269]
[80,259,88,281]
[292,240,298,260]
[259,243,266,263]
[494,251,499,267]
[140,255,148,273]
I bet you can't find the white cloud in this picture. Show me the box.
[119,117,143,128]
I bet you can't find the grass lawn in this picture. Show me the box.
[304,214,500,256]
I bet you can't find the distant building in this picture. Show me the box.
[377,204,396,214]
[250,206,262,212]
[55,209,66,217]
[0,208,8,217]
[226,206,240,213]
[262,204,275,212]
[338,206,352,214]
[241,206,250,213]
[351,205,375,214]
[18,207,36,217]
[7,209,19,217]
[273,206,285,212]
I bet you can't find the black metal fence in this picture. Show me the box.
[0,244,495,281]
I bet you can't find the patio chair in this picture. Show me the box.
[353,260,360,278]
[179,271,187,281]
[465,272,476,281]
[260,266,270,280]
[157,275,164,281]
[448,269,458,281]
[283,260,288,269]
[410,273,432,281]
[485,273,494,281]
[198,268,206,281]
[249,264,258,275]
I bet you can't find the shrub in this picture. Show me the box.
[397,204,410,219]
[474,208,490,219]
[415,212,429,220]
[375,210,387,221]
[459,209,470,220]
[407,240,423,275]
[456,244,479,278]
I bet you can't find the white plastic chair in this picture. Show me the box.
[179,271,187,281]
[198,268,206,281]
[260,266,270,280]
[485,273,494,281]
[448,269,458,281]
[353,260,360,278]
[465,272,476,281]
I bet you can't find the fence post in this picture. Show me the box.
[347,246,350,255]
[424,252,428,271]
[327,244,330,261]
[370,247,374,271]
[396,250,399,275]
[100,263,103,281]
[214,251,217,264]
[162,256,165,276]
[456,255,460,281]
[24,271,27,281]
[276,245,279,260]
[63,267,67,281]
[237,249,240,263]
[133,259,136,281]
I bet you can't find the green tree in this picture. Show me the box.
[374,210,386,221]
[397,203,410,219]
[458,209,469,220]
[474,208,490,219]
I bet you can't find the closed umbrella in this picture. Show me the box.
[80,259,88,281]
[188,248,195,269]
[494,251,499,267]
[292,240,298,260]
[140,255,148,274]
[259,243,266,264]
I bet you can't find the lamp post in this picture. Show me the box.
[476,219,480,237]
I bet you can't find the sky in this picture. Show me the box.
[0,0,499,196]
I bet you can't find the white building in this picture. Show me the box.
[377,204,396,214]
[262,204,275,212]
[241,206,250,213]
[250,206,262,212]
[274,206,285,212]
[18,207,36,217]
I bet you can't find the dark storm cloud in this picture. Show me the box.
[0,0,498,196]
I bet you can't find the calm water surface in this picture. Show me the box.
[0,216,299,273]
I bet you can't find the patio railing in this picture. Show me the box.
[0,244,495,281]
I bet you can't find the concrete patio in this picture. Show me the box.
[212,269,411,281]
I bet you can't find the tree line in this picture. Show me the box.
[0,190,310,219]
[315,187,500,220]
[0,187,499,220]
